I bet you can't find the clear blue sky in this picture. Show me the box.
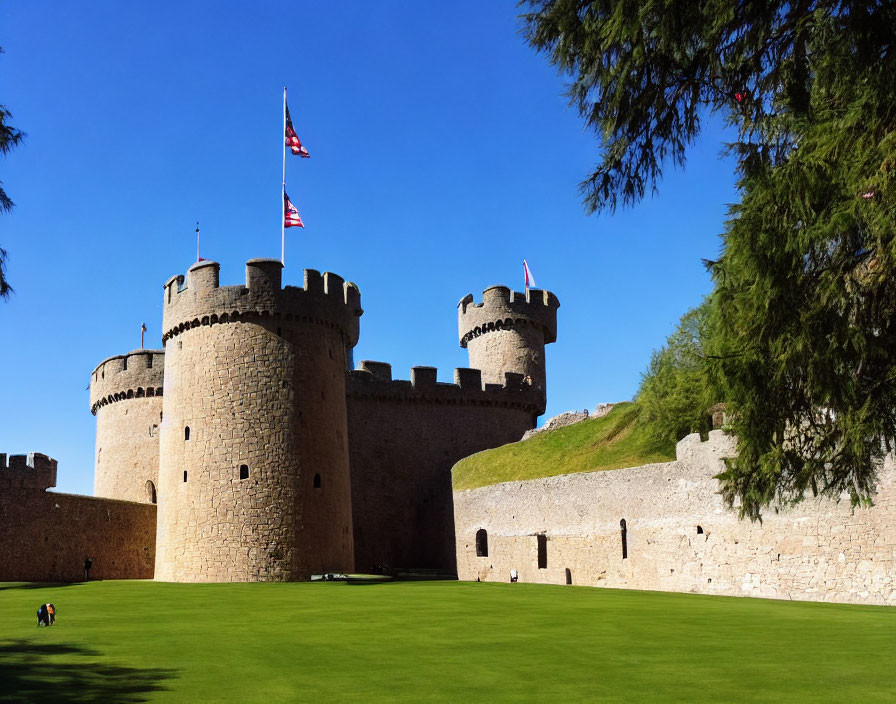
[0,1,738,496]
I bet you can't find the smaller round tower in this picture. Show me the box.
[458,286,559,414]
[90,349,165,503]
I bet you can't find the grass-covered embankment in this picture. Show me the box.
[452,401,675,491]
[1,580,894,702]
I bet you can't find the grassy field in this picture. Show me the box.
[1,580,893,702]
[453,402,676,491]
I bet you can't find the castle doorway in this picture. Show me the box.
[145,480,157,504]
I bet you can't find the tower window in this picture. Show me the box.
[183,471,188,483]
[240,465,249,480]
[313,473,321,489]
[184,426,190,441]
[146,480,157,504]
[697,525,704,535]
[475,528,488,557]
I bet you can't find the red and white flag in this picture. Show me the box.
[283,190,304,228]
[285,102,310,158]
[523,259,536,290]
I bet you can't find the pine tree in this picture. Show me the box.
[522,1,896,516]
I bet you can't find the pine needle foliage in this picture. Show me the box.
[708,5,896,519]
[522,1,896,518]
[0,45,24,298]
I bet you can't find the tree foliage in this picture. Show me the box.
[522,1,896,517]
[636,300,716,445]
[0,46,24,298]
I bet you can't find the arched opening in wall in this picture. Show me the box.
[475,529,488,557]
[565,568,572,585]
[183,471,188,483]
[620,519,628,560]
[184,426,190,441]
[696,525,704,534]
[313,473,321,489]
[122,357,128,371]
[239,465,249,480]
[145,480,157,504]
[537,534,547,569]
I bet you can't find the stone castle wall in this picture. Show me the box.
[155,259,360,582]
[90,350,164,502]
[347,362,540,573]
[0,453,155,581]
[454,431,896,605]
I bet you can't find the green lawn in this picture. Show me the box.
[453,402,676,491]
[1,580,893,702]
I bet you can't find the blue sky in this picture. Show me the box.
[0,1,738,495]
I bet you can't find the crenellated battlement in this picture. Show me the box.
[89,349,165,415]
[161,259,363,347]
[0,452,57,491]
[458,285,559,348]
[346,360,540,412]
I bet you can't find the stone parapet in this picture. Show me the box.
[90,349,165,415]
[347,361,542,413]
[0,452,58,490]
[162,259,362,348]
[458,286,559,349]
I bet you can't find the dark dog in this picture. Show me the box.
[36,604,49,627]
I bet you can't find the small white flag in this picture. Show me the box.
[523,259,536,289]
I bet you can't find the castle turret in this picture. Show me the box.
[155,258,362,582]
[458,286,559,414]
[90,349,165,503]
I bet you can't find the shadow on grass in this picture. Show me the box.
[0,582,78,592]
[0,640,176,703]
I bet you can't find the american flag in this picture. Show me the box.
[285,103,310,158]
[283,190,304,228]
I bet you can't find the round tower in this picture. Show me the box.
[155,258,362,582]
[90,349,165,503]
[458,286,559,414]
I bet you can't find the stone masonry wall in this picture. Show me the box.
[454,431,896,605]
[0,453,155,581]
[347,362,540,573]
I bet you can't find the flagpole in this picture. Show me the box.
[281,86,287,265]
[196,221,200,261]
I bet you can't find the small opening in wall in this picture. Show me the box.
[620,519,628,560]
[146,356,153,368]
[240,464,249,480]
[178,341,183,349]
[146,480,157,504]
[184,426,191,441]
[475,529,488,557]
[122,357,127,371]
[183,471,188,483]
[696,525,704,534]
[565,568,572,585]
[313,473,321,489]
[537,534,547,569]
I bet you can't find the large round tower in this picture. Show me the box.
[155,258,362,582]
[458,286,559,414]
[90,349,165,503]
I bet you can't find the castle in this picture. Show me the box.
[0,257,559,582]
